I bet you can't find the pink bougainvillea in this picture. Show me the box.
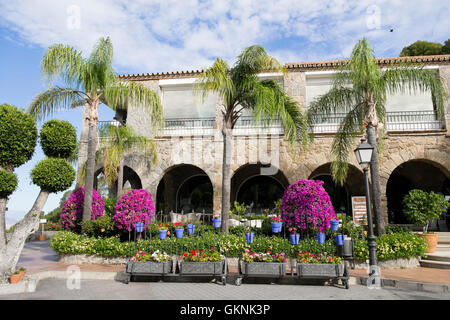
[280,179,336,233]
[60,186,105,232]
[113,189,155,231]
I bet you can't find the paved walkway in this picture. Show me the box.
[16,240,450,286]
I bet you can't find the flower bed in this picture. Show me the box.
[126,250,172,274]
[296,251,344,278]
[179,249,225,275]
[240,249,287,276]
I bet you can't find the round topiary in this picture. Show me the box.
[113,189,155,231]
[280,179,336,233]
[0,169,18,197]
[60,186,105,232]
[39,119,77,159]
[0,104,37,169]
[30,158,75,192]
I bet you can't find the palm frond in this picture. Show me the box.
[85,37,117,93]
[232,45,285,78]
[28,87,86,121]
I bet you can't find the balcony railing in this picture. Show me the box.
[161,117,216,136]
[233,116,284,135]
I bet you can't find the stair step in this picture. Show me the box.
[423,253,450,263]
[419,260,450,269]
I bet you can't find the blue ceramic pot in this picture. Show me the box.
[212,218,221,228]
[158,230,167,239]
[271,222,282,233]
[187,224,196,235]
[245,232,255,243]
[290,233,300,245]
[135,222,144,233]
[175,228,184,238]
[316,232,326,244]
[335,234,344,246]
[330,219,339,231]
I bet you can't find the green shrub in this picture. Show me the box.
[0,169,18,197]
[403,189,450,233]
[80,215,117,238]
[103,197,117,217]
[44,207,62,223]
[39,120,77,159]
[31,158,75,192]
[0,104,37,169]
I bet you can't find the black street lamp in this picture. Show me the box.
[354,139,379,279]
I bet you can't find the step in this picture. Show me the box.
[423,252,450,263]
[419,259,450,269]
[435,245,450,252]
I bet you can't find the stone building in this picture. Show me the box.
[77,54,450,228]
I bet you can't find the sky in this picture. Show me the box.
[0,0,449,225]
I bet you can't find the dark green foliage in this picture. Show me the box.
[44,207,62,223]
[0,104,37,169]
[40,119,77,159]
[80,215,117,238]
[442,39,450,54]
[0,169,18,197]
[103,197,117,217]
[400,40,447,56]
[31,158,75,192]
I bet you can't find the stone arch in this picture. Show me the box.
[386,159,450,225]
[308,163,365,217]
[93,164,143,198]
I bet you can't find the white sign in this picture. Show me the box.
[351,196,367,226]
[40,219,47,224]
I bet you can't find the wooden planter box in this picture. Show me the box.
[126,260,173,275]
[297,263,344,278]
[242,262,286,277]
[179,260,225,275]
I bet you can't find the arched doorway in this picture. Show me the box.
[231,163,289,213]
[156,165,213,214]
[93,166,142,198]
[387,159,450,226]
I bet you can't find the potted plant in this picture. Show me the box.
[187,220,196,235]
[330,218,339,231]
[296,251,344,278]
[135,221,144,233]
[244,227,254,244]
[240,249,287,277]
[18,267,27,278]
[316,228,326,244]
[179,248,225,275]
[271,216,282,233]
[39,233,47,241]
[157,224,169,239]
[212,215,221,228]
[288,227,300,245]
[126,250,173,275]
[403,189,450,253]
[9,270,22,284]
[174,222,184,238]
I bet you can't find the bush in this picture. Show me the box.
[44,207,62,223]
[103,197,117,217]
[403,189,450,233]
[60,186,104,232]
[0,169,18,197]
[39,120,77,159]
[280,179,336,233]
[113,189,155,231]
[80,215,117,238]
[0,104,37,169]
[31,158,75,192]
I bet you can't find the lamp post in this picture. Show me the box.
[354,139,379,278]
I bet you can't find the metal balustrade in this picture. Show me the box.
[233,116,284,135]
[162,117,216,136]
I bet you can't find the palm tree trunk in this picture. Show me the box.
[117,159,124,198]
[82,118,98,223]
[220,117,233,233]
[366,124,386,236]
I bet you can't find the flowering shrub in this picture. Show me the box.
[130,250,171,262]
[60,187,104,232]
[157,223,170,231]
[280,179,336,233]
[296,251,342,264]
[182,248,223,262]
[173,222,184,229]
[113,189,155,231]
[241,249,287,263]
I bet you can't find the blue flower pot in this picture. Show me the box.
[271,222,282,233]
[335,234,344,246]
[245,232,255,243]
[175,228,184,238]
[330,219,339,231]
[316,232,326,244]
[187,224,196,235]
[290,233,300,245]
[158,230,167,239]
[135,222,144,233]
[212,218,221,228]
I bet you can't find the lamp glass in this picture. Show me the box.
[358,148,373,164]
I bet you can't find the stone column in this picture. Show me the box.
[439,66,450,135]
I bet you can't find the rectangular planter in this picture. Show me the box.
[243,262,286,277]
[297,263,344,278]
[179,260,225,275]
[126,260,173,275]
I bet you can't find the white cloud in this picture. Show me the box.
[0,0,449,74]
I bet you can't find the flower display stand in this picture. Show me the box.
[177,259,228,286]
[235,259,287,286]
[297,261,350,289]
[124,260,173,284]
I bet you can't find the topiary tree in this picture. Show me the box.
[280,179,336,234]
[39,120,77,159]
[113,189,155,231]
[403,189,450,233]
[0,104,76,281]
[60,186,104,232]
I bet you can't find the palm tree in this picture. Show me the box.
[28,37,163,223]
[195,45,309,233]
[307,39,447,235]
[97,124,157,198]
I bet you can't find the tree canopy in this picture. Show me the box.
[400,39,450,56]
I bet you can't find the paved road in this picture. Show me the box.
[1,278,449,300]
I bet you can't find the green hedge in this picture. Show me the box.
[50,230,427,260]
[0,169,18,197]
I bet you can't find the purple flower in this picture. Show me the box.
[113,189,155,231]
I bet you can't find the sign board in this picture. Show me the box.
[351,196,367,226]
[40,219,47,224]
